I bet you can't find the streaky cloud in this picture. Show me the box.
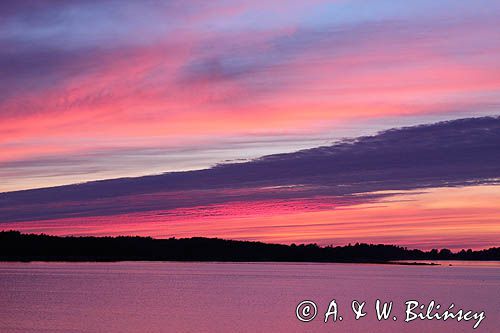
[1,116,499,222]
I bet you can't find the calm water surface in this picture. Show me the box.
[0,261,498,332]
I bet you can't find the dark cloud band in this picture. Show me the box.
[1,116,499,222]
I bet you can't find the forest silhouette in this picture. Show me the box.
[0,231,498,262]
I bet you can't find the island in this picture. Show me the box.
[0,231,498,262]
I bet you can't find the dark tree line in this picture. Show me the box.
[0,231,498,262]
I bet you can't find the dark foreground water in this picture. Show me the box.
[0,261,498,332]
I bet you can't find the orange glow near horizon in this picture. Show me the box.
[3,185,499,250]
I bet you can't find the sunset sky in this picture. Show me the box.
[1,1,500,250]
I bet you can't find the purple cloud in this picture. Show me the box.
[1,116,499,222]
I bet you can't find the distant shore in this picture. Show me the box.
[1,231,498,263]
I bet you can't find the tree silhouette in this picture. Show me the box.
[0,231,498,262]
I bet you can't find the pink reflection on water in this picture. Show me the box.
[0,262,498,332]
